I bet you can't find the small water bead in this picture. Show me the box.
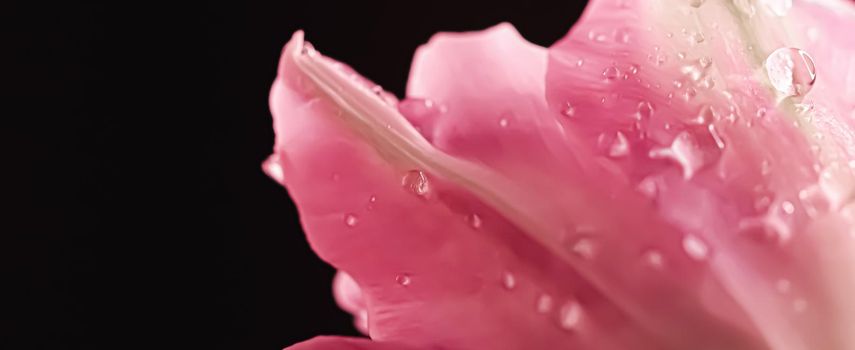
[561,102,576,118]
[708,124,726,149]
[636,101,654,120]
[648,132,707,180]
[689,32,705,44]
[609,131,630,158]
[765,47,817,98]
[628,64,639,75]
[571,238,596,260]
[395,274,411,286]
[588,30,608,42]
[576,58,585,67]
[537,294,554,314]
[682,234,710,261]
[644,250,665,268]
[499,118,509,127]
[502,272,516,290]
[614,27,631,44]
[344,213,359,227]
[466,213,483,229]
[603,66,621,81]
[688,0,705,7]
[559,301,584,330]
[798,184,830,218]
[402,170,430,197]
[781,200,795,215]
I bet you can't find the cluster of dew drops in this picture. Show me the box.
[330,0,826,326]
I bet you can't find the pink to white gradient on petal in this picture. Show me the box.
[264,1,855,349]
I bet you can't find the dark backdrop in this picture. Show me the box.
[6,1,586,349]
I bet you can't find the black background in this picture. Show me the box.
[6,1,586,349]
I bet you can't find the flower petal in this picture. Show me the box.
[285,336,423,350]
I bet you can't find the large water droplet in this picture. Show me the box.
[682,234,710,261]
[344,213,359,227]
[402,170,430,197]
[559,301,583,330]
[765,47,816,98]
[395,274,411,286]
[537,294,554,314]
[502,272,516,290]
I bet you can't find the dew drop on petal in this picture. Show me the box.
[537,294,554,314]
[644,250,665,268]
[683,234,710,261]
[344,213,359,227]
[395,274,411,286]
[798,184,830,218]
[649,132,707,180]
[571,237,596,260]
[402,170,430,197]
[466,213,483,229]
[765,47,817,98]
[609,131,630,158]
[502,272,516,290]
[561,102,576,118]
[636,101,654,120]
[559,301,584,330]
[603,66,621,81]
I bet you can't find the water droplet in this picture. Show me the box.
[765,47,816,98]
[818,162,855,210]
[576,58,585,67]
[467,213,482,229]
[708,124,726,149]
[263,158,285,183]
[614,28,631,44]
[537,294,554,313]
[609,131,630,157]
[561,102,576,118]
[502,272,516,290]
[344,213,359,227]
[689,0,705,7]
[776,279,792,294]
[402,170,430,197]
[603,66,621,81]
[636,101,654,120]
[559,301,583,330]
[689,32,705,44]
[369,195,377,203]
[644,250,665,268]
[396,274,411,286]
[571,238,596,259]
[681,59,711,81]
[649,132,707,180]
[761,0,792,16]
[499,118,509,127]
[781,200,795,215]
[683,234,710,261]
[798,184,830,218]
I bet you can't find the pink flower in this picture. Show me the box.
[265,0,855,349]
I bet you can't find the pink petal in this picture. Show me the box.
[268,1,855,349]
[545,0,855,349]
[285,336,423,350]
